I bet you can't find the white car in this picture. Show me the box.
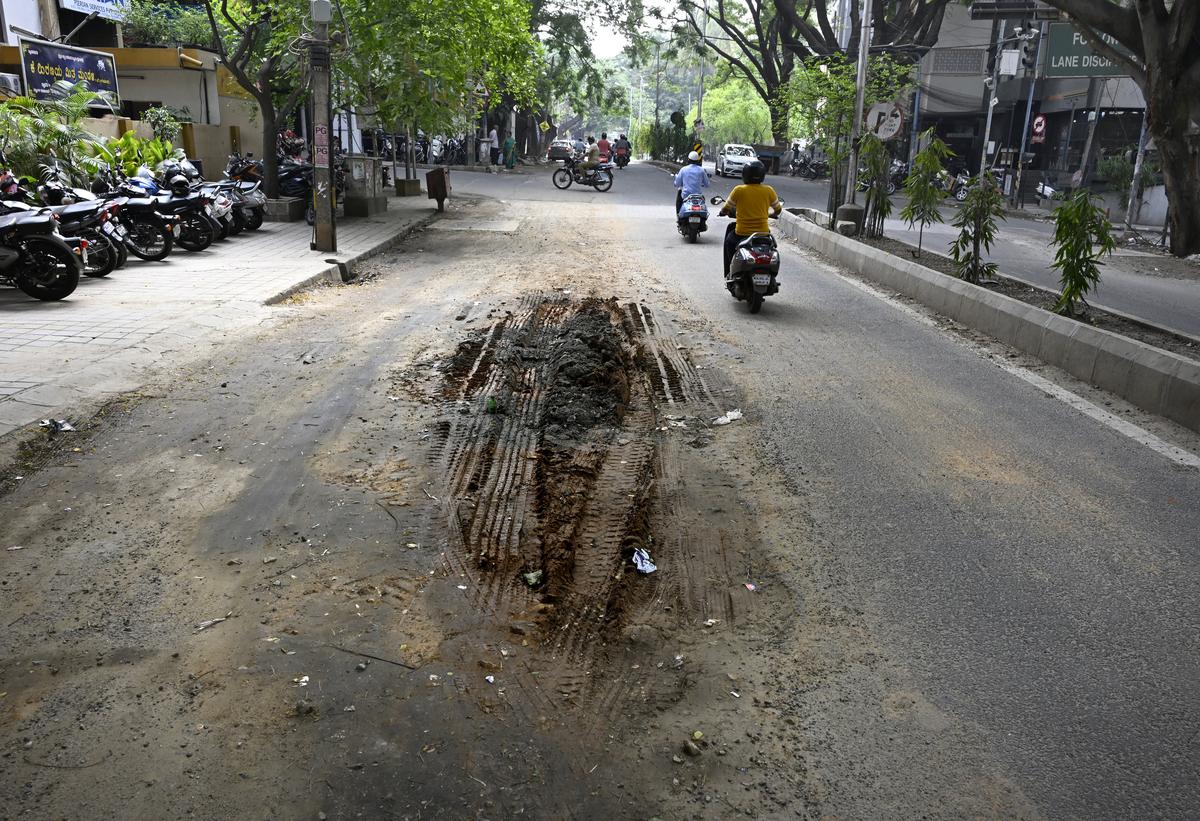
[716,144,758,177]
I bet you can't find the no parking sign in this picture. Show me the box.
[1031,114,1047,145]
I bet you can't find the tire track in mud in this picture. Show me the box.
[413,293,753,720]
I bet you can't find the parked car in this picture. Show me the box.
[716,144,758,177]
[547,139,574,162]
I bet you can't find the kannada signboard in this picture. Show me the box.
[1045,23,1132,78]
[58,0,129,23]
[19,39,119,104]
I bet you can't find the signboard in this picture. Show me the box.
[59,0,129,22]
[1045,23,1132,78]
[1030,113,1047,144]
[865,102,904,141]
[19,39,119,104]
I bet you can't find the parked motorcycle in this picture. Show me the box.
[711,195,781,314]
[677,193,709,243]
[88,168,179,261]
[551,155,615,192]
[0,209,83,300]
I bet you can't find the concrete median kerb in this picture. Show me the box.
[778,210,1200,434]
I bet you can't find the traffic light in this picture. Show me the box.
[1021,31,1039,71]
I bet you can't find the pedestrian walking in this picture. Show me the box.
[503,133,516,170]
[489,124,500,166]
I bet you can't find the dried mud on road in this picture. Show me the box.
[1,197,1037,820]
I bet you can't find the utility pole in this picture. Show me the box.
[1123,110,1148,233]
[309,0,336,252]
[979,20,1006,176]
[843,11,871,205]
[653,39,663,129]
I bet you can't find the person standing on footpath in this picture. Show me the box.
[489,123,500,166]
[503,132,516,169]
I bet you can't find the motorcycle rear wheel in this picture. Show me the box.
[955,186,969,202]
[16,237,80,301]
[552,168,572,189]
[243,208,264,231]
[592,171,613,193]
[747,289,764,314]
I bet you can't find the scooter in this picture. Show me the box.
[677,193,709,242]
[711,196,781,314]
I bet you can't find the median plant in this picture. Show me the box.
[858,133,891,238]
[1050,190,1117,317]
[901,128,954,256]
[949,172,1005,284]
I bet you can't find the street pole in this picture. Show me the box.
[907,83,921,167]
[653,40,663,129]
[844,11,871,206]
[1124,110,1149,233]
[1076,77,1102,187]
[697,0,708,127]
[309,0,336,253]
[979,20,1006,177]
[1014,21,1046,208]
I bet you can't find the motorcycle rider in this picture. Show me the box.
[579,136,601,179]
[597,132,612,162]
[718,160,782,276]
[673,150,709,213]
[614,133,632,165]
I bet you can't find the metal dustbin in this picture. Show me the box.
[426,167,451,212]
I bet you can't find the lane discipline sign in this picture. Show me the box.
[19,39,119,105]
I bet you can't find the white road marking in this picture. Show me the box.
[817,258,1200,470]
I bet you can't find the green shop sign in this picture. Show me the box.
[1045,23,1133,78]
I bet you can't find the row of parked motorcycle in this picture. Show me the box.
[0,154,273,302]
[791,152,974,201]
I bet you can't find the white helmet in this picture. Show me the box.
[687,151,701,163]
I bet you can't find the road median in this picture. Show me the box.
[778,210,1200,434]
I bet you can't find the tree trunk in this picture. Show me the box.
[1151,122,1200,257]
[258,95,280,200]
[768,97,788,145]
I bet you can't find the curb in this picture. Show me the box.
[778,210,1200,434]
[263,212,440,305]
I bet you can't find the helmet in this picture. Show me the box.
[169,174,191,197]
[687,151,701,164]
[741,160,766,184]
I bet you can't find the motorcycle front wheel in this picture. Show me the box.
[16,237,80,301]
[124,220,172,261]
[552,168,573,189]
[179,215,215,252]
[955,187,969,202]
[592,171,613,193]
[83,231,118,277]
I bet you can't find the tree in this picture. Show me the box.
[1051,190,1117,317]
[1038,0,1200,257]
[668,0,795,142]
[201,0,307,198]
[772,0,951,58]
[686,76,771,148]
[901,128,954,256]
[949,173,1005,284]
[786,52,912,211]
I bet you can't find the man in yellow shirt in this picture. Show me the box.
[719,160,782,275]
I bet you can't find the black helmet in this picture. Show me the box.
[169,174,191,196]
[741,160,766,184]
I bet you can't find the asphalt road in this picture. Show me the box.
[455,163,1200,818]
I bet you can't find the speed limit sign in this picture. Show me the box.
[1031,114,1047,144]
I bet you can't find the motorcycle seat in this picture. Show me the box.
[51,201,103,218]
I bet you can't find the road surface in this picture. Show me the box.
[2,162,1197,820]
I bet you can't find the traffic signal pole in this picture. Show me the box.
[843,12,872,206]
[979,20,1006,176]
[1013,21,1046,207]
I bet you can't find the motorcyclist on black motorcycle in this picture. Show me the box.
[718,160,782,276]
[673,150,709,213]
[578,137,601,180]
[614,134,632,167]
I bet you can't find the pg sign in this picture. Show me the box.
[1045,24,1133,78]
[19,40,119,104]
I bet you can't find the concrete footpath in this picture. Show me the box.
[0,195,439,439]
